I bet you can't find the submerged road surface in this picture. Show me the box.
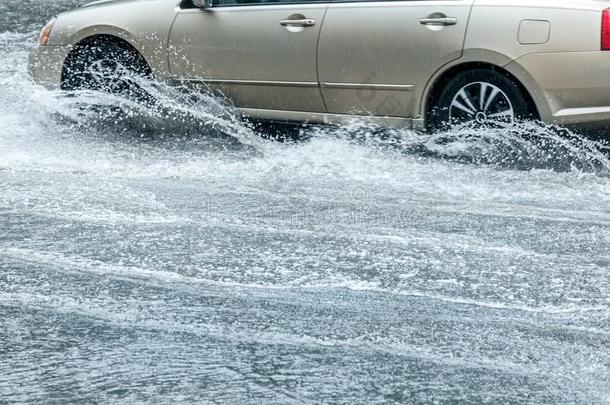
[1,1,609,403]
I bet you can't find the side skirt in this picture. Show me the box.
[238,108,425,131]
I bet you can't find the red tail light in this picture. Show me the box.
[602,9,610,50]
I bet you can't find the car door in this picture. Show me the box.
[317,0,474,118]
[168,0,329,113]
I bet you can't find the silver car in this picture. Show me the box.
[28,0,610,132]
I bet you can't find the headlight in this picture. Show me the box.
[39,17,57,46]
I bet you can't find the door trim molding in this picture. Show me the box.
[181,78,319,88]
[321,82,415,91]
[174,79,414,91]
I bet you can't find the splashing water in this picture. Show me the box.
[1,18,610,405]
[46,73,610,174]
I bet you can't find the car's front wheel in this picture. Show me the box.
[427,69,536,132]
[62,38,152,102]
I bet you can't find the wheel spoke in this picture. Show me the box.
[479,83,488,110]
[457,89,478,114]
[483,87,500,112]
[451,99,476,116]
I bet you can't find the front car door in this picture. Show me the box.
[317,0,474,119]
[168,0,329,113]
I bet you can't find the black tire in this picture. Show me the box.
[62,38,152,102]
[426,69,536,133]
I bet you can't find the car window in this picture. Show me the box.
[212,0,327,6]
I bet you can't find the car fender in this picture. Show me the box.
[47,0,179,79]
[419,49,551,122]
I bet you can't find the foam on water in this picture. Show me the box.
[2,30,610,293]
[2,32,609,191]
[1,25,610,404]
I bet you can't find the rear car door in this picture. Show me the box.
[168,0,329,113]
[317,0,474,118]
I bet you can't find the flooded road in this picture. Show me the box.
[1,1,609,403]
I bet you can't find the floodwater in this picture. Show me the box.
[1,1,609,403]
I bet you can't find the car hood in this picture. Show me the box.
[79,0,146,8]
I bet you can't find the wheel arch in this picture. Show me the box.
[421,59,545,125]
[61,31,153,89]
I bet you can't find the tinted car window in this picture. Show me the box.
[213,0,327,6]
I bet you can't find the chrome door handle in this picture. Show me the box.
[419,17,457,26]
[280,18,316,27]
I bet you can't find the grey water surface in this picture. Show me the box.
[1,1,609,403]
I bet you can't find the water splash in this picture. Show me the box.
[2,28,605,176]
[422,123,610,173]
[2,23,610,405]
[56,79,260,146]
[34,84,609,178]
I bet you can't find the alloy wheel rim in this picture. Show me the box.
[86,58,133,92]
[448,81,515,130]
